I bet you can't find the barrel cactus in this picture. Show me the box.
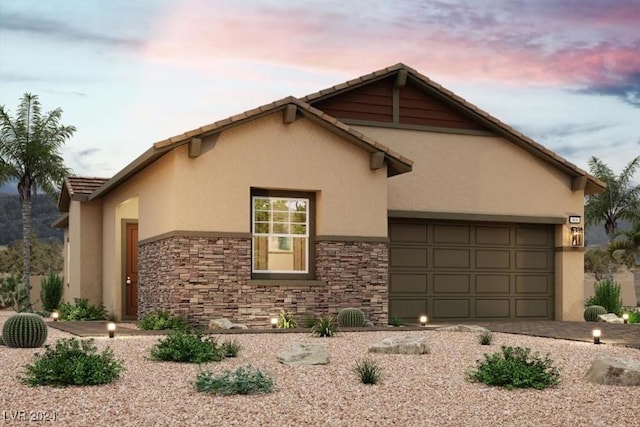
[2,313,48,348]
[584,305,607,322]
[337,308,365,327]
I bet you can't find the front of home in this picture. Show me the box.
[54,64,605,327]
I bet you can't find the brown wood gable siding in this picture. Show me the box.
[312,77,394,123]
[399,80,487,130]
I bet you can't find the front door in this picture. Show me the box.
[125,223,139,318]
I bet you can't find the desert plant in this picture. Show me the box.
[585,279,623,315]
[0,274,32,312]
[221,339,242,357]
[149,331,225,363]
[388,314,404,327]
[311,316,338,337]
[194,365,274,396]
[583,305,608,322]
[40,273,63,312]
[478,330,493,345]
[0,335,5,346]
[276,310,298,329]
[337,307,365,328]
[23,338,123,386]
[2,313,48,348]
[58,298,108,321]
[354,358,382,385]
[622,308,640,324]
[466,346,560,390]
[138,310,190,331]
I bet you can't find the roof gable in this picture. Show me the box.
[57,176,109,212]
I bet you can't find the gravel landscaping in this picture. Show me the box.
[1,309,639,427]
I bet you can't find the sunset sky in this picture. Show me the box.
[1,0,638,185]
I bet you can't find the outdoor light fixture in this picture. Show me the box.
[419,315,428,326]
[270,317,278,328]
[622,313,629,324]
[570,227,584,247]
[51,311,59,322]
[107,322,116,339]
[592,329,601,345]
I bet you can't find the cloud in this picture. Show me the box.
[579,71,640,107]
[78,148,100,157]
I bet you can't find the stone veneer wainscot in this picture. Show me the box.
[137,236,389,328]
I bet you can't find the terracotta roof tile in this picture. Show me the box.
[65,176,109,197]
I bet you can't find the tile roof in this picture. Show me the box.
[64,176,109,198]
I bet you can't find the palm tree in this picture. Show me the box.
[0,93,74,309]
[609,219,640,269]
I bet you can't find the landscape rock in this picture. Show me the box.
[363,319,374,328]
[598,313,624,324]
[368,335,430,355]
[208,318,248,330]
[435,325,491,334]
[587,354,640,386]
[278,342,329,366]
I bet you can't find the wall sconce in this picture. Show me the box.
[419,315,428,326]
[622,313,629,324]
[270,317,278,328]
[592,329,601,345]
[570,227,584,247]
[107,322,116,339]
[51,311,59,322]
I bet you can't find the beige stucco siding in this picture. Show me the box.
[173,113,388,238]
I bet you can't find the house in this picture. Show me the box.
[54,64,605,326]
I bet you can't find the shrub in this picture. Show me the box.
[59,298,108,321]
[221,339,242,357]
[0,274,31,312]
[478,330,493,345]
[277,310,297,329]
[585,279,623,315]
[388,314,404,327]
[2,313,48,348]
[622,308,640,324]
[311,316,338,337]
[40,273,63,312]
[138,310,190,331]
[149,331,225,363]
[337,308,365,328]
[583,305,607,322]
[23,338,124,386]
[354,358,382,385]
[467,346,560,390]
[194,365,274,396]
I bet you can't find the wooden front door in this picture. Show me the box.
[125,223,139,318]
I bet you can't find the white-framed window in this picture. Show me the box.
[251,193,312,276]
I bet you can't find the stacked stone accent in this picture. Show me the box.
[138,236,388,328]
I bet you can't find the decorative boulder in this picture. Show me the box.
[587,354,640,386]
[278,342,329,366]
[208,318,248,330]
[435,325,491,334]
[597,313,624,324]
[368,335,430,355]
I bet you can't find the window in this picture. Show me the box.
[251,190,314,279]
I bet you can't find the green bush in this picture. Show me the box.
[0,274,31,312]
[354,358,382,385]
[583,305,607,322]
[478,330,493,345]
[149,331,225,363]
[220,339,241,357]
[59,298,108,321]
[40,273,64,312]
[467,346,560,390]
[23,338,124,386]
[585,279,623,315]
[277,310,297,329]
[337,308,365,328]
[138,310,190,331]
[388,314,404,327]
[622,308,640,324]
[2,313,48,348]
[311,316,338,337]
[194,365,274,396]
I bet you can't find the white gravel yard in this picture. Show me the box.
[1,310,639,427]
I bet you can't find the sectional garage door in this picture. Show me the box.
[389,219,555,321]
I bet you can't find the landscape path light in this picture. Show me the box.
[52,311,59,322]
[419,315,428,326]
[622,313,629,324]
[107,322,116,339]
[592,329,601,345]
[270,317,278,328]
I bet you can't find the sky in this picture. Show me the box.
[0,0,639,189]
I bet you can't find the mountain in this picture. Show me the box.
[585,219,633,247]
[0,193,63,245]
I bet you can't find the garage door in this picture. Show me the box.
[389,219,554,322]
